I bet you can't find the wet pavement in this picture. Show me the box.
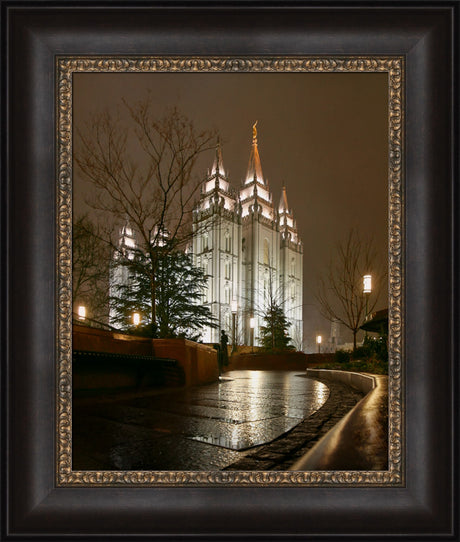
[73,370,330,471]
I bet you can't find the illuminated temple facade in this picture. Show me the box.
[192,124,303,346]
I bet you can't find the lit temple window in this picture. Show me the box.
[225,232,231,253]
[225,261,231,280]
[203,234,209,251]
[263,239,270,265]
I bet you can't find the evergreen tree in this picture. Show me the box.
[110,248,216,340]
[259,301,293,352]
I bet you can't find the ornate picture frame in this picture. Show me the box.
[57,56,403,487]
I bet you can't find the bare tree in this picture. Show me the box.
[72,215,111,323]
[75,98,218,331]
[290,323,304,352]
[241,265,294,351]
[258,270,293,351]
[316,229,386,350]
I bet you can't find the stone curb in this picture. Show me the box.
[290,370,388,471]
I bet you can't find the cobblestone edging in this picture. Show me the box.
[223,375,364,471]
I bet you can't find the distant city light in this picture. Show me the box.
[132,312,141,326]
[363,274,372,294]
[77,305,86,320]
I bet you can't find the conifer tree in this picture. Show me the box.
[109,247,215,340]
[259,301,292,352]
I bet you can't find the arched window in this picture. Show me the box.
[224,285,231,304]
[291,257,296,276]
[225,231,231,253]
[202,280,209,303]
[225,261,231,280]
[263,269,270,300]
[263,239,270,265]
[202,234,209,252]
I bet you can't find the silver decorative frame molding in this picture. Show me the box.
[56,56,403,487]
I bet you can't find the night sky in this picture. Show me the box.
[73,71,388,349]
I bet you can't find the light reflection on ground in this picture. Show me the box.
[73,370,329,471]
[188,371,328,450]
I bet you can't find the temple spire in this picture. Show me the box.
[211,138,225,177]
[245,122,264,185]
[279,186,290,213]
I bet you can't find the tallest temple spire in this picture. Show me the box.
[245,121,265,185]
[239,122,273,220]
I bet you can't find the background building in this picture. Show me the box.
[193,124,303,346]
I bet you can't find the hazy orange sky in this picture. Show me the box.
[73,71,388,348]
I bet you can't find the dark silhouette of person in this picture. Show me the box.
[220,330,229,368]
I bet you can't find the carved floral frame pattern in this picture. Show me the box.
[56,56,403,486]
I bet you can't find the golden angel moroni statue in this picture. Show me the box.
[252,121,258,142]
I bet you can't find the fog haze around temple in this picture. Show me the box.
[73,72,388,350]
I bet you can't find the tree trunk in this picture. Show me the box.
[353,330,357,351]
[151,276,156,333]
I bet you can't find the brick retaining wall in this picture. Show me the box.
[72,325,219,388]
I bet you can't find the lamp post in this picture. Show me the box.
[231,300,238,354]
[77,305,86,321]
[363,274,372,337]
[316,334,322,354]
[249,317,256,353]
[132,312,140,326]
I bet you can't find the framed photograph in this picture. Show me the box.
[3,1,457,539]
[66,59,395,480]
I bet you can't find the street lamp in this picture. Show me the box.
[316,334,322,354]
[249,317,256,353]
[231,300,238,354]
[77,305,86,321]
[363,274,372,336]
[132,312,141,326]
[363,274,372,295]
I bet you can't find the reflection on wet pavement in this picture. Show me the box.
[73,370,329,471]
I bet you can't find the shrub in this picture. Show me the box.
[334,349,351,364]
[362,335,388,363]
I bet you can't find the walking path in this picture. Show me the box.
[73,370,363,471]
[224,375,364,470]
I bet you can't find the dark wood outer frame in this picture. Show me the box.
[2,2,457,539]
